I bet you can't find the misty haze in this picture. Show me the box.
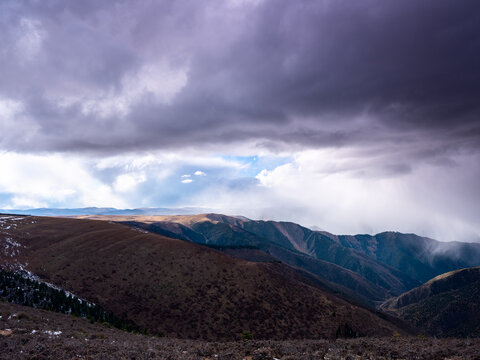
[1,0,480,359]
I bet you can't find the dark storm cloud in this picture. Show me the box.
[1,0,479,161]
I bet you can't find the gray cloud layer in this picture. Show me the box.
[1,0,480,242]
[1,0,479,163]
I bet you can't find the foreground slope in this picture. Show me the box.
[2,302,479,360]
[381,267,480,337]
[0,215,405,340]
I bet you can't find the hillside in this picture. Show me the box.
[93,215,422,304]
[77,214,480,288]
[116,219,395,305]
[80,214,480,307]
[381,267,480,337]
[0,215,407,340]
[2,301,480,360]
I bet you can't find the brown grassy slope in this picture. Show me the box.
[2,302,479,360]
[1,216,406,340]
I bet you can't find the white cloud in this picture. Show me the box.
[54,62,189,118]
[190,149,480,242]
[227,0,263,8]
[95,152,242,171]
[15,18,46,61]
[0,152,127,209]
[10,196,47,209]
[0,149,479,243]
[0,97,39,147]
[194,170,206,176]
[0,98,23,119]
[82,62,188,117]
[0,151,242,209]
[114,173,146,192]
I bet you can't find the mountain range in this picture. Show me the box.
[1,211,480,340]
[0,207,209,216]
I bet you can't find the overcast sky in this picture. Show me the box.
[1,0,479,241]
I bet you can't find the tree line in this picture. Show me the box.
[0,269,139,332]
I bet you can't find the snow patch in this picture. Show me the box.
[131,227,149,234]
[10,268,97,308]
[44,330,62,336]
[0,216,28,258]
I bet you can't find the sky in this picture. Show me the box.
[0,0,479,241]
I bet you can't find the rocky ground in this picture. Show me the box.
[2,302,480,359]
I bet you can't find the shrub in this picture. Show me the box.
[74,331,87,339]
[336,323,358,339]
[17,312,30,320]
[241,330,253,340]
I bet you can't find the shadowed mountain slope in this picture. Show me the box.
[0,215,408,340]
[381,267,480,337]
[336,232,480,283]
